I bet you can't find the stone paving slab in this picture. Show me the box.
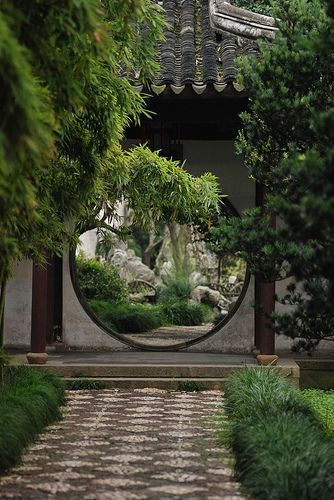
[0,389,245,499]
[31,352,257,366]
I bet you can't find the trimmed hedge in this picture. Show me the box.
[0,366,65,473]
[89,299,209,332]
[89,300,163,333]
[160,301,205,326]
[224,368,334,499]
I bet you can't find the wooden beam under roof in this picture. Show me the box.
[209,0,277,40]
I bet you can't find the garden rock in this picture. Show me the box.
[110,249,156,284]
[191,286,223,307]
[126,251,156,284]
[110,249,128,268]
[189,271,206,286]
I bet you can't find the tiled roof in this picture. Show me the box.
[132,0,264,95]
[210,0,277,41]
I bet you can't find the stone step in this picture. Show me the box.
[64,377,228,390]
[31,363,250,378]
[28,360,300,387]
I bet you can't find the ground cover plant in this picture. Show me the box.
[67,379,105,390]
[223,368,334,499]
[177,380,202,392]
[88,298,209,333]
[300,389,334,435]
[88,299,163,333]
[0,366,65,474]
[160,301,206,327]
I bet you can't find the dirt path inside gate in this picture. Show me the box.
[0,390,245,499]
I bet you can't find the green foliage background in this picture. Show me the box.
[0,1,221,347]
[76,253,128,304]
[234,0,273,16]
[214,0,334,348]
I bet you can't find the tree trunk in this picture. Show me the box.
[217,255,222,286]
[0,278,7,349]
[0,278,7,385]
[143,230,156,268]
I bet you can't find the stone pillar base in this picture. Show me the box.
[256,354,278,366]
[26,352,48,365]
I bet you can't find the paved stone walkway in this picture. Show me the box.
[0,390,245,499]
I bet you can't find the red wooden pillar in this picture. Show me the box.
[27,258,53,364]
[255,183,276,355]
[257,279,276,354]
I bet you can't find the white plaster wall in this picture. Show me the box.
[62,252,132,351]
[182,141,255,351]
[182,140,255,212]
[78,230,98,259]
[4,260,32,349]
[62,140,256,352]
[187,277,255,353]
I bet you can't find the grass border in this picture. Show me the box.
[0,366,65,474]
[222,368,334,499]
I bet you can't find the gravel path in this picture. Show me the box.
[0,390,245,499]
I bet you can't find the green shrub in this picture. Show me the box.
[89,300,163,333]
[0,348,12,368]
[161,301,205,326]
[76,253,128,303]
[234,0,273,16]
[67,379,105,390]
[158,276,193,304]
[300,389,334,435]
[233,414,334,500]
[223,368,334,500]
[177,380,202,392]
[0,366,65,473]
[225,368,315,423]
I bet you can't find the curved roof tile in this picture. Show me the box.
[133,1,276,94]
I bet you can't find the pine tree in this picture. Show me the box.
[212,0,334,350]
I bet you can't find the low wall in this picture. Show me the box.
[63,252,255,353]
[4,260,32,349]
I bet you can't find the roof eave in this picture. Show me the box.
[209,0,278,40]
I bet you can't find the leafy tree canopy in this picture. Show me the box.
[0,1,222,345]
[234,0,273,16]
[0,0,166,272]
[212,0,334,349]
[81,145,221,237]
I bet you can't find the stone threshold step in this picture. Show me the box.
[64,377,228,390]
[28,362,299,382]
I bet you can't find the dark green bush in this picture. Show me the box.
[234,0,273,16]
[233,414,334,499]
[158,276,193,304]
[225,367,316,423]
[161,301,205,326]
[223,368,334,499]
[177,380,202,392]
[89,300,163,333]
[0,366,65,473]
[89,297,211,331]
[76,253,128,303]
[300,389,334,435]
